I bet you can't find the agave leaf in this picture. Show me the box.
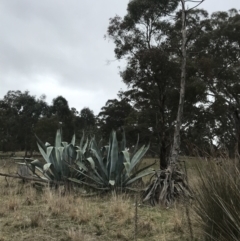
[70,166,104,185]
[125,168,155,186]
[76,161,88,171]
[55,129,62,147]
[90,138,102,162]
[122,150,130,174]
[43,163,53,174]
[61,146,68,164]
[47,146,54,158]
[124,162,131,176]
[14,157,34,162]
[82,137,88,153]
[76,150,84,161]
[93,168,108,185]
[54,147,62,173]
[30,159,44,173]
[107,132,113,168]
[90,138,107,177]
[136,160,156,173]
[58,147,64,159]
[43,163,61,180]
[127,161,156,181]
[62,141,68,147]
[101,145,109,157]
[47,147,60,173]
[68,177,83,185]
[35,133,47,152]
[120,129,126,151]
[68,178,109,190]
[129,143,150,173]
[71,133,76,146]
[69,144,77,162]
[35,166,54,180]
[132,134,139,157]
[79,131,85,149]
[37,142,49,163]
[109,180,115,186]
[110,131,118,180]
[122,150,130,163]
[45,142,51,147]
[98,138,103,149]
[86,157,96,170]
[115,152,125,184]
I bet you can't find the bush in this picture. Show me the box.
[195,160,240,241]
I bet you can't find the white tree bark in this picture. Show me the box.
[170,0,187,165]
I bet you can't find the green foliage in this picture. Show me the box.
[97,99,134,143]
[0,90,49,153]
[189,9,240,154]
[195,161,240,241]
[15,129,87,182]
[70,130,155,190]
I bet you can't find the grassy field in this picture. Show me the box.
[0,155,203,241]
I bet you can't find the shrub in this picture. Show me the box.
[70,130,155,190]
[195,160,240,241]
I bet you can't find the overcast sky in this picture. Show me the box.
[0,0,239,115]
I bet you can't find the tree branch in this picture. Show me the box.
[0,172,63,185]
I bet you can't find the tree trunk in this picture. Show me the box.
[170,0,187,165]
[233,109,240,157]
[160,138,168,169]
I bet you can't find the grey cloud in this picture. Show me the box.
[0,0,239,113]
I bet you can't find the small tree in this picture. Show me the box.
[143,0,205,206]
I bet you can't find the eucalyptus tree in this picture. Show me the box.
[107,0,181,168]
[0,90,49,154]
[107,0,208,168]
[97,98,135,143]
[189,9,240,155]
[51,96,74,141]
[79,107,96,135]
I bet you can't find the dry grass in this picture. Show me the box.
[0,157,203,241]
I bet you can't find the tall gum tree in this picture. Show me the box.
[107,0,207,168]
[191,9,240,156]
[107,0,180,169]
[169,0,205,165]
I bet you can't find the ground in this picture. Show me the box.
[0,154,203,241]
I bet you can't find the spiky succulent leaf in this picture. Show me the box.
[90,137,107,177]
[79,131,85,149]
[129,143,150,173]
[30,159,44,173]
[125,168,155,186]
[71,133,76,146]
[124,161,156,185]
[115,152,125,184]
[120,129,126,151]
[109,180,115,186]
[82,138,88,153]
[55,129,62,147]
[34,134,47,152]
[61,142,68,147]
[37,142,49,163]
[109,131,118,183]
[86,157,95,170]
[132,134,139,158]
[76,161,88,171]
[122,150,131,175]
[45,142,51,147]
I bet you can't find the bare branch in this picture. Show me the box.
[186,0,205,12]
[0,172,64,185]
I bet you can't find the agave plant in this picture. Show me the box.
[69,130,155,190]
[15,129,88,182]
